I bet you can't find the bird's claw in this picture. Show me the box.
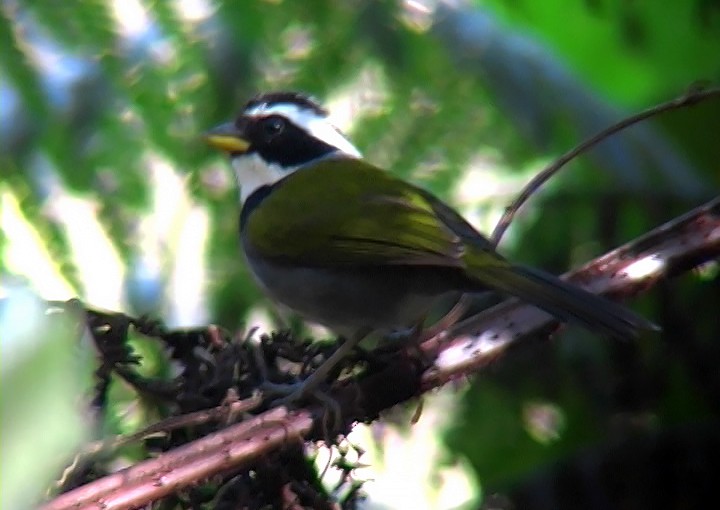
[260,380,344,435]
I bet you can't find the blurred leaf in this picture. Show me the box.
[0,292,91,510]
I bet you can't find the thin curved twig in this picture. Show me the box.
[490,85,720,245]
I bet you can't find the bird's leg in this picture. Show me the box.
[419,295,470,342]
[278,328,369,404]
[377,297,470,353]
[258,329,370,407]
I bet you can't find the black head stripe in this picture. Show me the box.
[251,117,337,167]
[234,91,350,167]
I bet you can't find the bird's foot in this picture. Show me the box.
[256,333,369,435]
[259,380,306,402]
[259,379,344,435]
[377,322,425,352]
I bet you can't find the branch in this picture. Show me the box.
[41,196,720,510]
[43,407,314,510]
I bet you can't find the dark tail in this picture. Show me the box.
[474,263,658,338]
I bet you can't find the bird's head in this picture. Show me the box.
[205,91,361,201]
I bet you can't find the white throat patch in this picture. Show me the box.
[231,153,292,203]
[245,102,362,158]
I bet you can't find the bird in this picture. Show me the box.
[204,91,655,398]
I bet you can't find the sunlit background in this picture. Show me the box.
[2,1,719,509]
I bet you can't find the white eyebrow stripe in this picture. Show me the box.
[245,102,362,158]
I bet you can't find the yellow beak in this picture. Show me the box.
[204,122,251,153]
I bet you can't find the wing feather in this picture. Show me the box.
[245,159,466,268]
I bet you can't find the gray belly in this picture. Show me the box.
[245,253,462,336]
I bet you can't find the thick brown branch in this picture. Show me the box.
[42,408,313,510]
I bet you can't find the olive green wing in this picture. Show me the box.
[244,158,467,268]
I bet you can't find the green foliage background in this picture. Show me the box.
[2,0,719,508]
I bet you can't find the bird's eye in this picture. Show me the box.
[261,116,285,138]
